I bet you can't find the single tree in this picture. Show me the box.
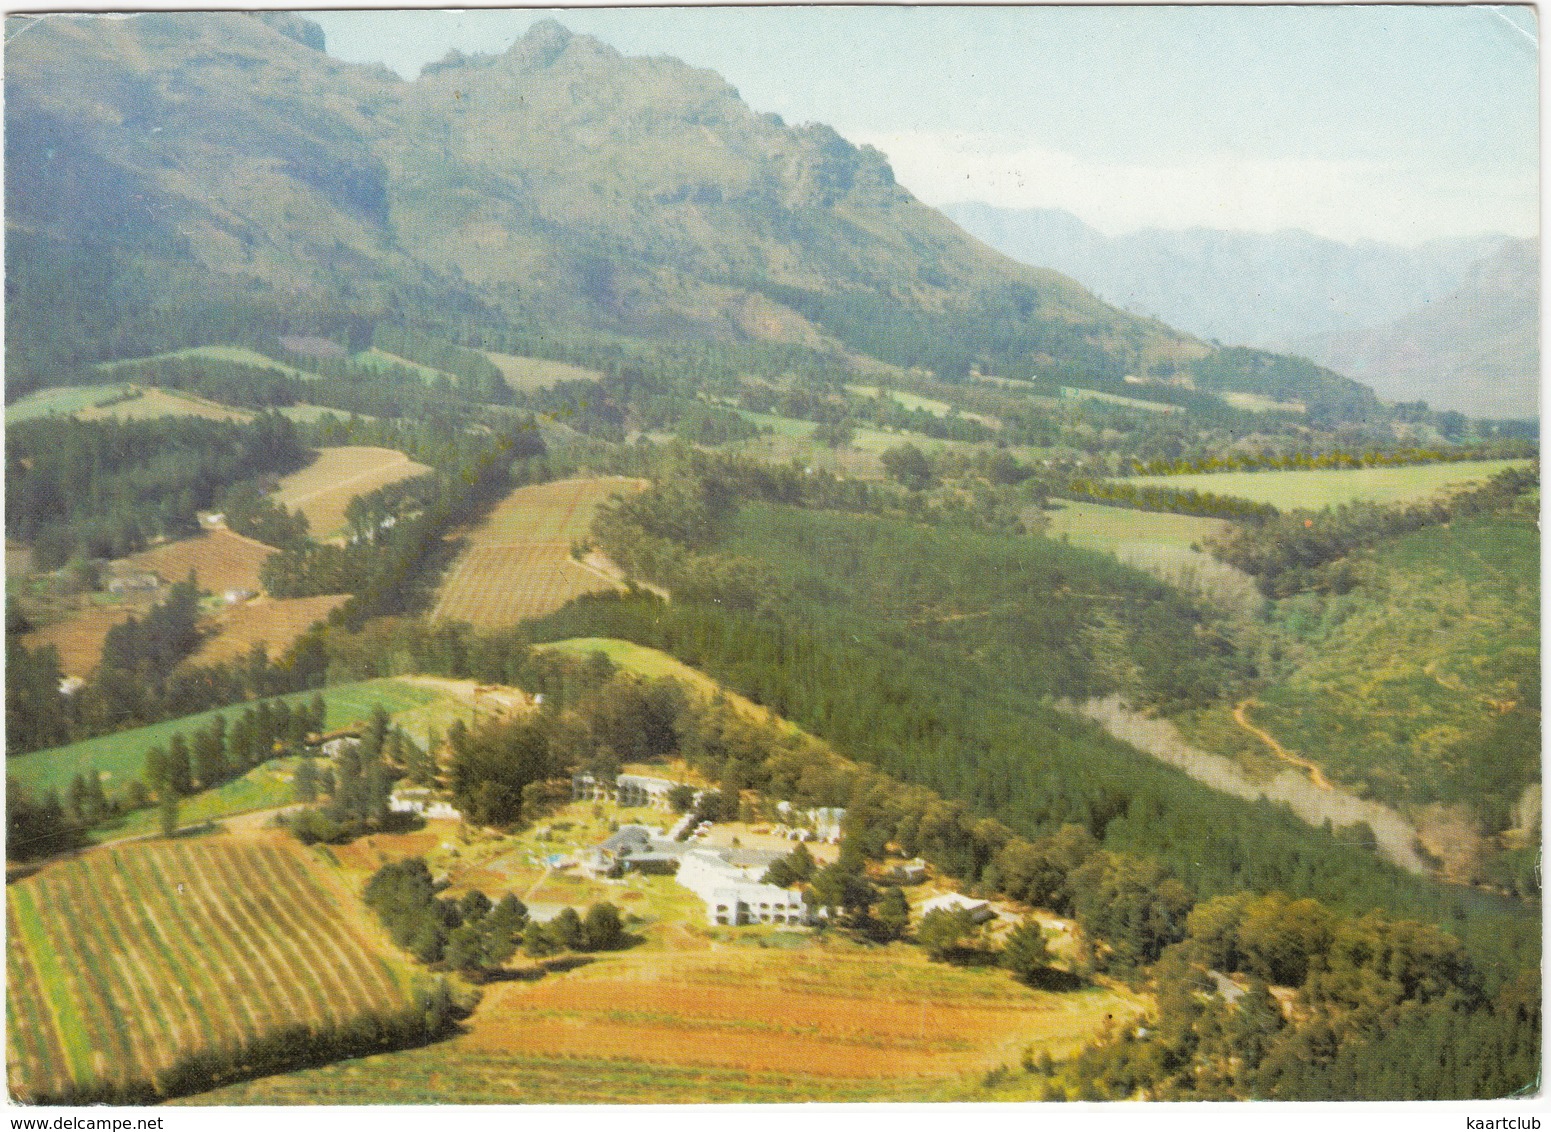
[158,794,179,840]
[876,886,911,941]
[1001,920,1056,985]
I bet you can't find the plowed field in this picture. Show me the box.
[190,593,351,665]
[272,447,432,541]
[432,476,647,629]
[177,941,1145,1104]
[120,528,278,595]
[6,837,410,1102]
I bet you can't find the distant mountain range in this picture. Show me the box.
[1294,237,1539,421]
[945,203,1536,420]
[7,13,1209,388]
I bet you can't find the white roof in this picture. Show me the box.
[920,892,990,915]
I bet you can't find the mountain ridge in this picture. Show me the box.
[9,13,1377,410]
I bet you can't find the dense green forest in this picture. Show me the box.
[5,413,309,568]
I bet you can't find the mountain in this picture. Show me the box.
[1294,237,1540,421]
[5,13,1208,388]
[943,202,1508,355]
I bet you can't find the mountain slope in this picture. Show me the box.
[6,13,1209,389]
[1294,238,1540,420]
[943,202,1508,354]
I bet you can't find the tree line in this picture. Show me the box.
[1205,464,1538,597]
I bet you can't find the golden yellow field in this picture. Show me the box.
[431,476,647,629]
[120,528,278,595]
[6,836,410,1102]
[189,593,352,665]
[271,447,432,541]
[22,605,140,679]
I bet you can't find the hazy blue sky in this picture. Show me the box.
[309,6,1539,245]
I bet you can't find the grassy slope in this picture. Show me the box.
[1249,510,1539,822]
[1042,500,1229,554]
[1122,459,1530,510]
[8,678,442,797]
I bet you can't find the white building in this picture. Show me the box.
[919,892,997,924]
[580,824,685,877]
[572,771,695,811]
[675,848,810,927]
[389,787,461,821]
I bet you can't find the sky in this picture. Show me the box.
[307,6,1539,246]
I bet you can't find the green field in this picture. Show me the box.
[352,347,452,385]
[277,404,372,424]
[486,351,603,392]
[1121,459,1531,510]
[1041,500,1230,553]
[1061,386,1179,413]
[99,346,322,381]
[87,757,303,843]
[6,384,131,423]
[8,678,444,798]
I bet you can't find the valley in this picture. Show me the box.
[2,8,1539,1110]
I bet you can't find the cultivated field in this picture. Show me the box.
[431,476,647,629]
[1121,458,1531,510]
[180,934,1144,1104]
[189,593,352,666]
[6,385,131,423]
[845,384,1001,429]
[7,677,445,800]
[6,837,410,1101]
[99,346,322,382]
[272,447,432,541]
[351,348,451,384]
[486,351,602,392]
[120,528,278,596]
[76,387,251,424]
[1061,386,1179,414]
[1040,500,1230,554]
[22,604,141,680]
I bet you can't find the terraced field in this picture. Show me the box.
[6,837,410,1102]
[432,476,647,629]
[272,447,432,541]
[179,939,1145,1104]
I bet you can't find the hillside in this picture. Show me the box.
[1295,238,1540,420]
[944,202,1507,355]
[7,12,1210,392]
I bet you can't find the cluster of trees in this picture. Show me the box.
[286,705,412,844]
[364,857,528,975]
[518,902,630,959]
[6,413,309,568]
[1206,465,1537,597]
[6,617,329,761]
[5,778,87,861]
[1059,477,1278,521]
[1018,887,1532,1101]
[364,857,629,975]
